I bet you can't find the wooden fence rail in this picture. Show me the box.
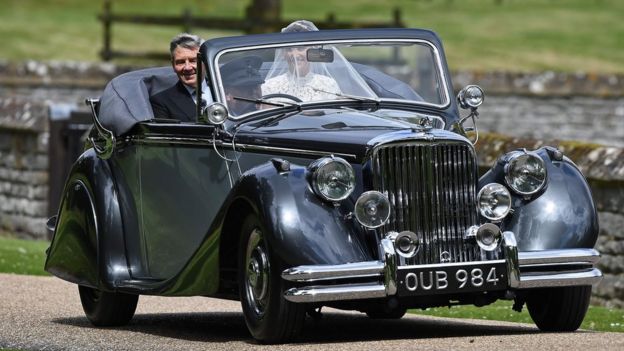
[99,0,404,61]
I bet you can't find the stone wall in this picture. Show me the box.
[0,61,111,238]
[454,71,624,148]
[0,61,622,306]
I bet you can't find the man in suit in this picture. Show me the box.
[150,33,211,122]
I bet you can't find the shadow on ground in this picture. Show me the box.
[53,310,541,345]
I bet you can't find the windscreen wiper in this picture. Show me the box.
[233,96,300,108]
[311,88,381,108]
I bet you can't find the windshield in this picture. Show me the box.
[213,40,449,118]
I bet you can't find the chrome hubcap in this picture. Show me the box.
[245,228,270,316]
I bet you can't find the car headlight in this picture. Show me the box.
[477,183,511,222]
[504,151,547,195]
[309,156,355,202]
[354,191,391,228]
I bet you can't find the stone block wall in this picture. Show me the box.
[0,61,111,238]
[454,71,624,148]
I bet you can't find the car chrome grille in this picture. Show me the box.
[372,141,480,265]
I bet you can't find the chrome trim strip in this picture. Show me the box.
[515,269,603,289]
[396,259,506,271]
[518,249,600,266]
[503,231,521,289]
[237,143,357,160]
[282,261,384,282]
[284,283,387,303]
[130,136,214,146]
[381,237,398,295]
[126,136,358,160]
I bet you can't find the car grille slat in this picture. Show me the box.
[372,141,479,265]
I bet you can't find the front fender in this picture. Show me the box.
[228,161,371,267]
[479,147,598,251]
[44,148,130,291]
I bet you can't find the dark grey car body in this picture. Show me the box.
[45,28,601,342]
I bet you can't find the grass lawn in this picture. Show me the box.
[0,236,50,276]
[411,300,624,333]
[1,0,623,73]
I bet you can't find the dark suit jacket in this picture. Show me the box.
[150,81,197,122]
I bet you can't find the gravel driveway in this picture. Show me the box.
[1,273,622,350]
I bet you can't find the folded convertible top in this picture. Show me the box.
[98,66,177,136]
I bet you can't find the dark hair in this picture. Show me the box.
[169,33,203,59]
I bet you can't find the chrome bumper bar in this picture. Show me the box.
[282,233,603,303]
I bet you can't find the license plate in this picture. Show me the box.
[396,260,508,296]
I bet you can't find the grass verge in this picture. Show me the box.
[0,236,50,276]
[411,299,624,333]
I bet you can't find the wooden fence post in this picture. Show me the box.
[182,7,192,33]
[100,0,112,61]
[246,0,281,34]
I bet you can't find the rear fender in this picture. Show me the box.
[45,149,130,291]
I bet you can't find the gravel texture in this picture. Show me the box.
[1,273,623,350]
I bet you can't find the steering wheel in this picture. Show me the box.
[261,93,303,103]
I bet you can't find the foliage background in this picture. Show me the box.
[0,0,623,73]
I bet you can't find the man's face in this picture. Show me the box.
[172,46,199,87]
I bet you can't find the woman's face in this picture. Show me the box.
[285,47,310,76]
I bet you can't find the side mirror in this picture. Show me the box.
[199,102,228,125]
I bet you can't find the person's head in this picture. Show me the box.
[284,47,310,76]
[281,20,319,33]
[169,33,203,88]
[221,56,265,115]
[281,21,319,77]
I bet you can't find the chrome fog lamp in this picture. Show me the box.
[477,183,512,221]
[203,102,228,125]
[475,223,502,251]
[457,85,484,109]
[309,157,355,202]
[504,152,547,195]
[354,191,391,228]
[394,231,420,258]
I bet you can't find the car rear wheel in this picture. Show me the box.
[238,213,306,343]
[526,285,591,332]
[78,285,139,326]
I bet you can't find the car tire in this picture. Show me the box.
[238,213,306,343]
[526,285,591,332]
[78,285,139,327]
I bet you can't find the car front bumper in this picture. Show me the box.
[281,231,602,303]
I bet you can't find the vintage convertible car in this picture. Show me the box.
[45,28,602,343]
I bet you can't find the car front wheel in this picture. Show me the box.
[78,285,138,326]
[526,285,591,332]
[238,213,306,343]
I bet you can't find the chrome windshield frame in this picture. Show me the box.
[212,38,452,121]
